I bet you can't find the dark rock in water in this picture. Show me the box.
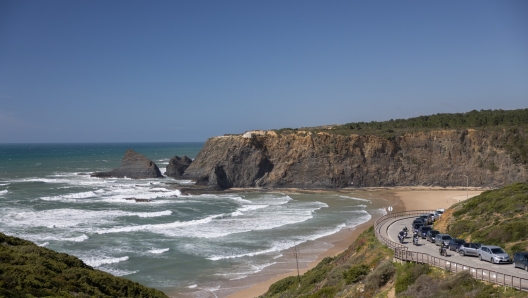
[91,149,163,179]
[165,155,193,178]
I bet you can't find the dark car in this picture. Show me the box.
[448,239,466,252]
[419,214,432,225]
[412,218,425,225]
[419,226,433,239]
[459,243,482,257]
[412,222,423,232]
[513,252,528,271]
[426,230,440,243]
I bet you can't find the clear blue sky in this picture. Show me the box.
[1,1,527,143]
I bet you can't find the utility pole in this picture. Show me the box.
[293,244,301,287]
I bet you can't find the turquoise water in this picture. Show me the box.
[0,143,385,297]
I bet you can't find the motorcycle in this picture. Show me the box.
[439,242,449,256]
[404,231,408,238]
[398,234,404,244]
[413,235,419,245]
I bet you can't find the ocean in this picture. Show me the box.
[0,143,387,297]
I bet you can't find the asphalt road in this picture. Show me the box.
[379,216,528,289]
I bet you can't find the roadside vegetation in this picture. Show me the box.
[0,232,167,298]
[438,182,528,255]
[261,225,524,298]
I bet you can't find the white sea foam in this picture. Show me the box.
[134,210,172,218]
[0,190,8,195]
[149,248,170,254]
[63,234,89,242]
[83,256,129,267]
[339,195,371,203]
[0,183,10,186]
[98,267,138,276]
[38,242,49,247]
[188,284,198,289]
[40,191,97,201]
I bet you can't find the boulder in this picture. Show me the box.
[91,149,163,179]
[165,156,193,178]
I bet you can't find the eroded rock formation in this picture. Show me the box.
[183,129,528,189]
[92,149,163,179]
[165,156,193,178]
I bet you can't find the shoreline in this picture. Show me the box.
[224,187,484,298]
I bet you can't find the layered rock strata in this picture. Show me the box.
[183,129,528,189]
[92,149,163,179]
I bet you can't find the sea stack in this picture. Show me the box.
[165,156,193,178]
[91,149,163,179]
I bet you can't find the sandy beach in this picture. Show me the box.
[227,187,485,298]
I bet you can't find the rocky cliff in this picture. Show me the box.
[183,129,528,189]
[92,149,163,179]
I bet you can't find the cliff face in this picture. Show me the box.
[183,129,528,189]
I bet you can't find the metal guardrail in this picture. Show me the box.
[374,210,528,291]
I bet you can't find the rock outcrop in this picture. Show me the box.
[92,149,163,179]
[183,129,528,189]
[165,156,193,178]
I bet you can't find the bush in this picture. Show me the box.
[343,264,369,284]
[394,263,430,293]
[364,259,395,291]
[267,276,297,296]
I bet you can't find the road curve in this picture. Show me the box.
[374,210,528,291]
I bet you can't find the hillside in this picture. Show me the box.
[183,109,528,190]
[0,232,167,298]
[260,226,523,298]
[435,182,528,254]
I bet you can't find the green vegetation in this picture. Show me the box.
[447,183,528,254]
[261,226,395,298]
[0,232,167,298]
[273,108,528,165]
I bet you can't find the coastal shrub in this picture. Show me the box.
[394,263,430,293]
[343,264,369,284]
[364,259,395,291]
[0,232,167,298]
[267,276,297,296]
[307,286,338,298]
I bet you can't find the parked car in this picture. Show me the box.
[419,214,432,225]
[426,230,440,243]
[478,245,511,264]
[513,252,528,271]
[412,223,423,232]
[448,239,466,252]
[419,226,433,239]
[428,213,436,222]
[434,209,444,221]
[458,243,482,257]
[412,218,425,225]
[435,234,453,246]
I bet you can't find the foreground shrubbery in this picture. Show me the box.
[261,226,395,298]
[0,232,167,298]
[446,183,528,254]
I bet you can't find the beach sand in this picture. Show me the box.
[227,187,484,298]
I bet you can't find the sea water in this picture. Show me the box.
[0,143,386,297]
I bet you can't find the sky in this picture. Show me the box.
[1,1,527,143]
